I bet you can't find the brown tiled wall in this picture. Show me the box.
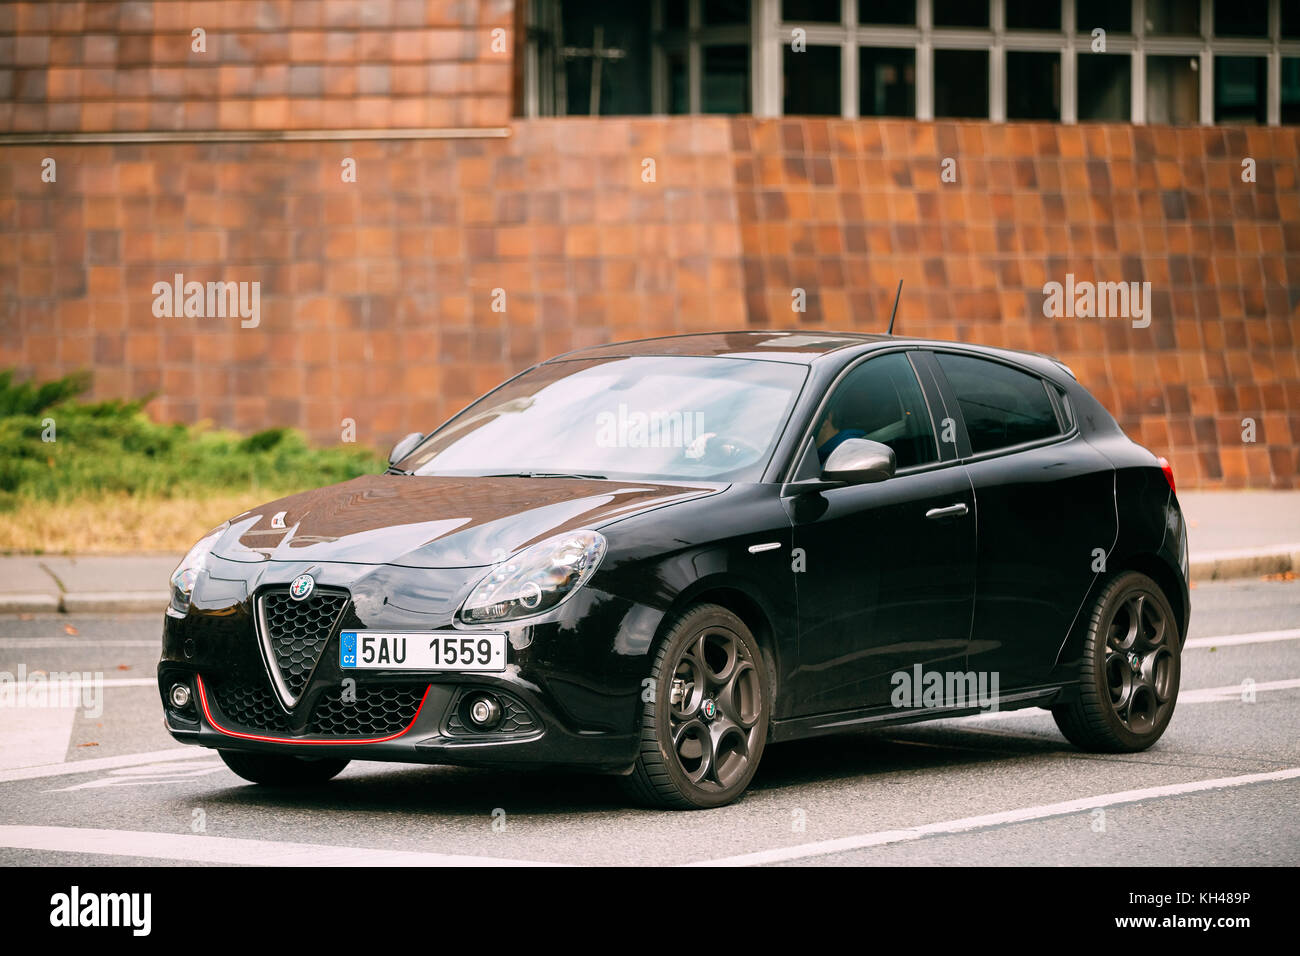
[2,56,1298,488]
[731,118,1300,489]
[0,117,744,442]
[0,0,514,131]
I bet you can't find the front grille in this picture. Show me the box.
[308,684,428,736]
[259,589,349,701]
[211,676,290,733]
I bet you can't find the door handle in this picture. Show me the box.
[925,503,969,519]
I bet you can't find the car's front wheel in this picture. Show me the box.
[624,603,771,809]
[1052,571,1181,752]
[218,750,350,786]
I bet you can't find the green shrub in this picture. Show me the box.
[0,369,384,504]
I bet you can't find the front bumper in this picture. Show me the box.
[158,556,651,772]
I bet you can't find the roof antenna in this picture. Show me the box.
[886,279,903,335]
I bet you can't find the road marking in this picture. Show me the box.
[0,747,212,784]
[0,677,155,689]
[1186,628,1300,648]
[0,639,159,648]
[0,707,77,771]
[0,825,558,867]
[1180,677,1300,702]
[964,676,1300,722]
[688,767,1300,866]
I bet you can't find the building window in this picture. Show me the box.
[1077,52,1131,121]
[1146,55,1200,125]
[1284,4,1300,39]
[783,0,841,22]
[704,0,750,25]
[1077,0,1131,34]
[860,46,915,117]
[1144,0,1199,35]
[667,49,689,114]
[1214,0,1269,38]
[784,45,842,115]
[934,49,988,118]
[859,0,915,26]
[703,45,751,112]
[664,0,687,30]
[1006,0,1060,31]
[933,0,988,29]
[1283,59,1300,124]
[1007,51,1060,120]
[1215,56,1267,124]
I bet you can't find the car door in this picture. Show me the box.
[928,351,1118,691]
[784,350,976,716]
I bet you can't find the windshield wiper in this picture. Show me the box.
[481,471,609,480]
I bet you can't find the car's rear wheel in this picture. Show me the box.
[624,604,771,809]
[218,750,350,786]
[1052,571,1181,752]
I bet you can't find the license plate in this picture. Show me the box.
[339,631,507,672]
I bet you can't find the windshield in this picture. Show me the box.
[397,356,808,482]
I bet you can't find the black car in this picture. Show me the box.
[159,331,1189,809]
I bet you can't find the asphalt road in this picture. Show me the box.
[1,578,1296,866]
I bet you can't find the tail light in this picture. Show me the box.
[1157,456,1176,495]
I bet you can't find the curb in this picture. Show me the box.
[0,594,61,614]
[0,592,169,614]
[59,592,170,614]
[1189,545,1300,582]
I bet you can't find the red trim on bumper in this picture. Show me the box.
[195,674,431,746]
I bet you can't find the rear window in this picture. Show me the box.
[935,353,1061,454]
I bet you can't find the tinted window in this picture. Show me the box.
[935,354,1060,454]
[814,353,937,469]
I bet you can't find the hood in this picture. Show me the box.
[211,474,722,569]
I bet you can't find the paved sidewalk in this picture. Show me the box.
[0,492,1296,613]
[0,554,178,614]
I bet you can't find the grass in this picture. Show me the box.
[0,369,385,554]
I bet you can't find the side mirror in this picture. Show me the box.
[387,432,425,467]
[821,438,895,484]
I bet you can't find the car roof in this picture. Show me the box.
[546,330,1072,377]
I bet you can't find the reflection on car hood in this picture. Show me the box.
[211,474,722,568]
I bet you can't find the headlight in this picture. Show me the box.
[169,523,227,613]
[459,530,606,624]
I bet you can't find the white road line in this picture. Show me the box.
[1180,678,1300,702]
[0,639,159,648]
[0,825,558,867]
[687,767,1300,867]
[0,747,212,784]
[965,675,1300,721]
[0,677,154,689]
[1186,628,1300,648]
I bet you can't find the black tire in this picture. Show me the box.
[623,604,771,809]
[1052,571,1181,753]
[218,750,350,786]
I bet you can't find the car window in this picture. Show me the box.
[935,353,1061,454]
[398,355,807,482]
[814,353,938,469]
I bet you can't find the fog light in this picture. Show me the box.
[169,683,192,709]
[468,694,502,728]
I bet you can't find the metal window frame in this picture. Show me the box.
[526,0,1300,125]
